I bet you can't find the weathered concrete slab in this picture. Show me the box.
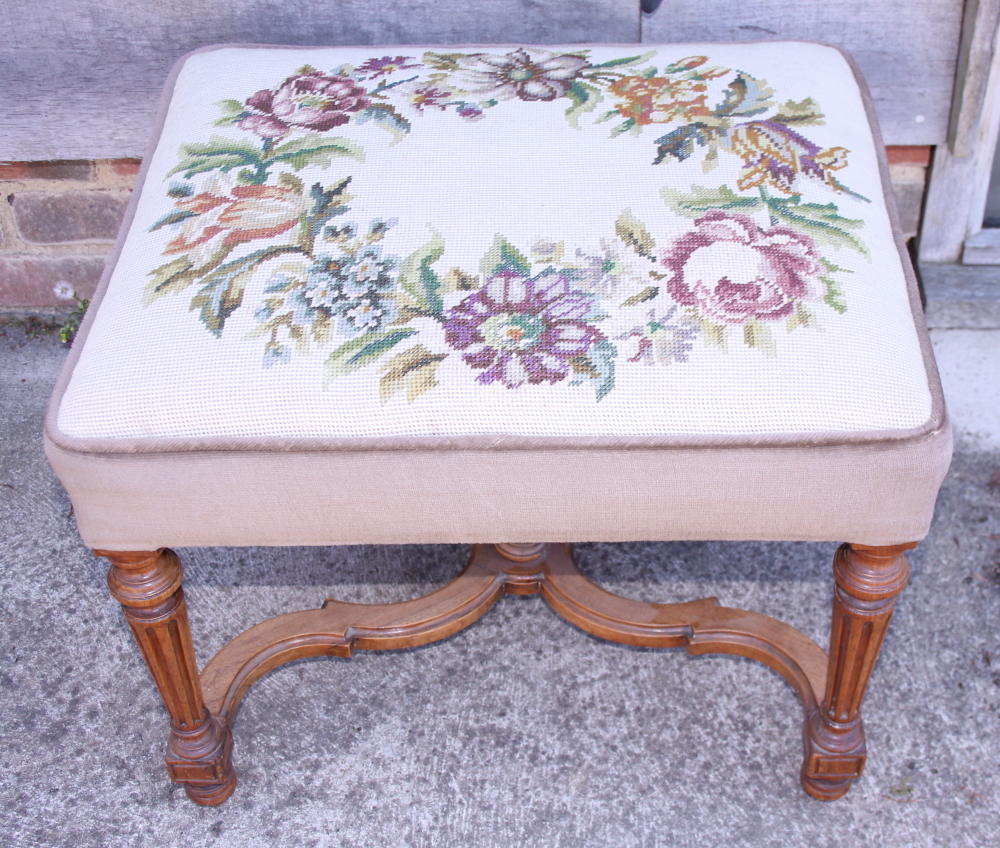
[1,320,999,847]
[921,262,1000,328]
[931,328,1000,450]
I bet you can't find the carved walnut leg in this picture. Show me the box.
[98,548,236,805]
[801,542,913,800]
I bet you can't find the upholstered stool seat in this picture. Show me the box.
[45,42,951,806]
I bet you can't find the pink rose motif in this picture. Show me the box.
[238,71,370,139]
[662,211,824,325]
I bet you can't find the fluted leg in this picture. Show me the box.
[98,548,236,805]
[801,542,913,800]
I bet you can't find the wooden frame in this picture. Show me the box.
[919,0,1000,264]
[97,540,913,805]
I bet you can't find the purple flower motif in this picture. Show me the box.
[661,211,824,325]
[408,84,452,112]
[454,48,589,102]
[354,56,420,78]
[443,270,604,388]
[457,106,484,122]
[730,121,849,194]
[238,71,370,139]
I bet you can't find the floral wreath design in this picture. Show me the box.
[145,48,870,403]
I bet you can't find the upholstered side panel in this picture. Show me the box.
[46,421,952,550]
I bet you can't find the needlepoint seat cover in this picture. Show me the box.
[44,42,951,551]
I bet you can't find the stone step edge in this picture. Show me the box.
[920,263,1000,330]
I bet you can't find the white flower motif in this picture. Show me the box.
[453,49,588,102]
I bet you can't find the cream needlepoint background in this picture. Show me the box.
[58,42,933,441]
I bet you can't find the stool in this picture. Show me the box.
[44,42,952,805]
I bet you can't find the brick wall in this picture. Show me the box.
[0,159,137,310]
[886,146,932,242]
[0,148,931,311]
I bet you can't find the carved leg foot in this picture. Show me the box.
[801,542,913,800]
[99,549,236,806]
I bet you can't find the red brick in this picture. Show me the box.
[0,255,106,307]
[11,190,130,244]
[886,145,931,166]
[110,158,142,177]
[0,160,94,181]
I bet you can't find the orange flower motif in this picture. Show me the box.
[609,75,712,126]
[164,182,309,270]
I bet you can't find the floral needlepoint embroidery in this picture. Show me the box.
[662,211,824,326]
[145,48,870,401]
[731,121,850,195]
[443,270,606,389]
[238,70,371,138]
[355,56,420,79]
[451,48,590,102]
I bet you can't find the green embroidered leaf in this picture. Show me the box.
[821,275,848,313]
[615,209,656,259]
[167,135,264,180]
[213,99,248,127]
[399,228,446,317]
[742,319,776,357]
[609,117,636,138]
[653,122,717,165]
[564,81,603,129]
[786,302,819,331]
[379,345,448,403]
[276,172,304,193]
[819,257,852,275]
[660,185,761,217]
[827,177,872,204]
[216,99,245,115]
[304,179,354,246]
[818,257,850,312]
[190,266,254,336]
[569,339,616,401]
[143,257,197,304]
[713,73,774,118]
[662,58,701,74]
[148,209,198,232]
[479,235,531,279]
[324,329,418,382]
[186,246,306,335]
[766,196,869,258]
[588,339,617,402]
[587,52,655,70]
[423,51,464,71]
[697,317,728,351]
[354,104,411,144]
[620,286,659,307]
[772,97,825,126]
[266,134,365,170]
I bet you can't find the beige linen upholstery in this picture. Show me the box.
[44,42,951,550]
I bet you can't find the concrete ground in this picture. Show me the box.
[1,308,998,847]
